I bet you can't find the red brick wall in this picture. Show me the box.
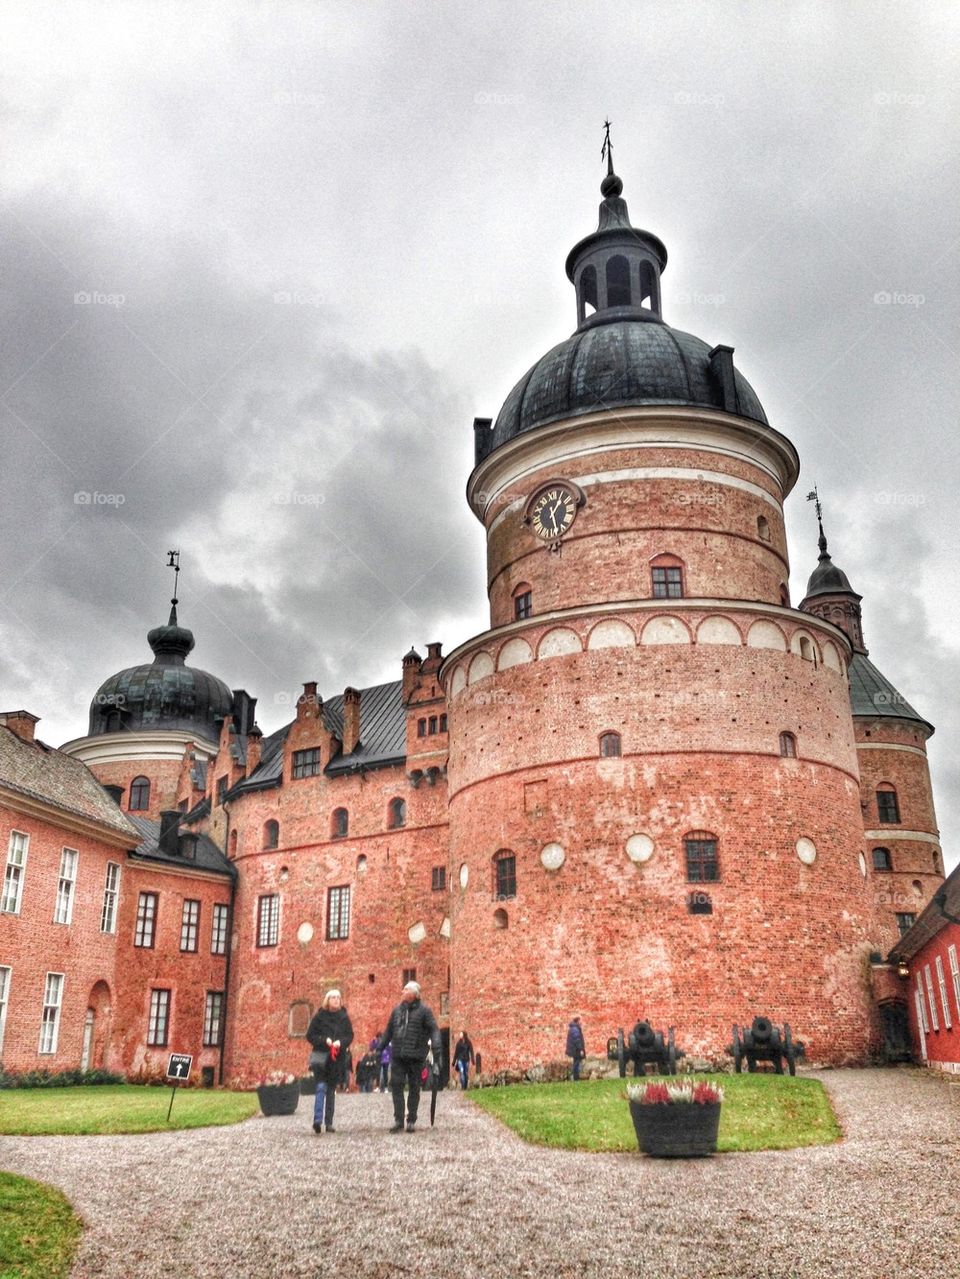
[905,923,960,1069]
[88,758,183,822]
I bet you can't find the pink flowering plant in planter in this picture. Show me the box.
[249,1070,300,1117]
[625,1079,724,1156]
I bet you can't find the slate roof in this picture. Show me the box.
[234,679,406,793]
[0,726,137,838]
[848,654,932,732]
[890,859,960,962]
[127,814,234,879]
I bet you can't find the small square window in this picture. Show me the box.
[685,834,719,883]
[652,566,683,599]
[402,967,417,985]
[877,789,900,823]
[514,590,533,620]
[292,748,321,779]
[895,912,915,937]
[432,866,446,891]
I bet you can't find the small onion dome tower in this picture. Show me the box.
[800,504,942,953]
[443,131,878,1071]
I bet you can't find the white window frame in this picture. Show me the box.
[326,884,351,940]
[916,976,930,1034]
[100,862,120,933]
[180,899,200,952]
[924,964,940,1031]
[147,988,171,1046]
[949,944,960,1022]
[0,966,10,1056]
[935,955,952,1030]
[211,902,229,955]
[134,891,157,948]
[2,830,28,914]
[913,984,928,1060]
[256,893,280,947]
[38,972,64,1054]
[203,991,224,1047]
[53,847,78,925]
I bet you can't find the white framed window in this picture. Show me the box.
[203,991,224,1047]
[924,965,940,1031]
[180,899,200,952]
[256,894,280,947]
[53,848,78,924]
[935,955,952,1030]
[134,892,158,948]
[949,945,960,1022]
[2,830,28,914]
[147,989,171,1046]
[913,984,928,1061]
[916,977,930,1034]
[38,972,64,1054]
[326,885,350,940]
[211,903,229,955]
[0,966,10,1056]
[100,862,120,933]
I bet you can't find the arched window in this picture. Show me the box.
[684,831,719,883]
[388,797,406,829]
[639,260,657,311]
[331,807,348,839]
[229,829,238,857]
[779,732,797,758]
[876,785,900,824]
[599,731,621,758]
[605,254,631,307]
[798,636,816,665]
[417,718,426,737]
[912,879,923,898]
[493,850,516,900]
[428,716,438,735]
[872,847,892,872]
[439,713,448,733]
[263,820,279,850]
[687,891,713,915]
[650,553,684,599]
[580,264,598,316]
[513,583,533,620]
[757,515,770,541]
[288,1001,312,1037]
[493,907,509,929]
[128,776,150,812]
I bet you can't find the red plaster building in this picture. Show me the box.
[890,864,960,1071]
[4,149,948,1081]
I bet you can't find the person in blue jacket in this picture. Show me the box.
[565,1015,586,1081]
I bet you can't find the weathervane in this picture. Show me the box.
[805,485,822,525]
[166,550,181,608]
[601,118,613,171]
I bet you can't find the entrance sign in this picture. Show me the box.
[165,1052,193,1121]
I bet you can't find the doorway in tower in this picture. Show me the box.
[83,980,112,1071]
[878,1000,911,1062]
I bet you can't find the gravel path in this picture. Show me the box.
[2,1068,957,1278]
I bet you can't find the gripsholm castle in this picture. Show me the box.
[0,148,946,1080]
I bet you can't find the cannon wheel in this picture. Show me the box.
[617,1028,626,1079]
[731,1024,742,1074]
[784,1023,797,1077]
[667,1026,678,1076]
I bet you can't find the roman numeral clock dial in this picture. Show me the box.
[524,481,584,546]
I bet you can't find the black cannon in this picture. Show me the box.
[727,1017,804,1075]
[606,1020,684,1077]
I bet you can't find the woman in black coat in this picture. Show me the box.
[306,989,354,1133]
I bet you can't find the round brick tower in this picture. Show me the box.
[442,152,877,1069]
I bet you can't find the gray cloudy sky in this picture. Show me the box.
[1,1,958,865]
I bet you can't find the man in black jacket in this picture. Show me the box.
[380,980,441,1132]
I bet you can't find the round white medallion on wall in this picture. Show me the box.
[459,862,469,889]
[540,842,565,871]
[296,922,314,945]
[626,833,655,864]
[858,852,867,877]
[408,921,427,944]
[796,838,817,866]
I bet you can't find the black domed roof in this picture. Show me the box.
[88,606,233,740]
[804,556,854,599]
[490,317,767,452]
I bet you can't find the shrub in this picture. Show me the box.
[0,1065,125,1089]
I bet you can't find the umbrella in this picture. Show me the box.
[430,1056,440,1126]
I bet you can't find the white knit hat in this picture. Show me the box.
[403,980,421,996]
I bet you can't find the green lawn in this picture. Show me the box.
[0,1085,259,1136]
[469,1074,841,1153]
[0,1172,82,1279]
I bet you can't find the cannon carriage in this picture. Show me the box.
[727,1016,804,1075]
[606,1020,685,1077]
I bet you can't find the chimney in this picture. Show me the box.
[0,710,40,744]
[246,726,263,775]
[422,642,443,675]
[297,682,321,720]
[708,346,739,414]
[103,784,124,805]
[402,649,422,703]
[342,687,361,754]
[232,690,258,738]
[159,810,181,856]
[473,417,493,466]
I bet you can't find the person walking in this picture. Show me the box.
[453,1030,475,1090]
[306,989,354,1133]
[565,1015,586,1081]
[379,980,441,1132]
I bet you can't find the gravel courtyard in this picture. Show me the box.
[2,1068,957,1279]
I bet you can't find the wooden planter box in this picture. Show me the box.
[628,1099,721,1157]
[256,1082,301,1116]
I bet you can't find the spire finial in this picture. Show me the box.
[166,549,181,624]
[805,487,829,560]
[600,118,623,198]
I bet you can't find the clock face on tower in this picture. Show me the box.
[527,483,580,542]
